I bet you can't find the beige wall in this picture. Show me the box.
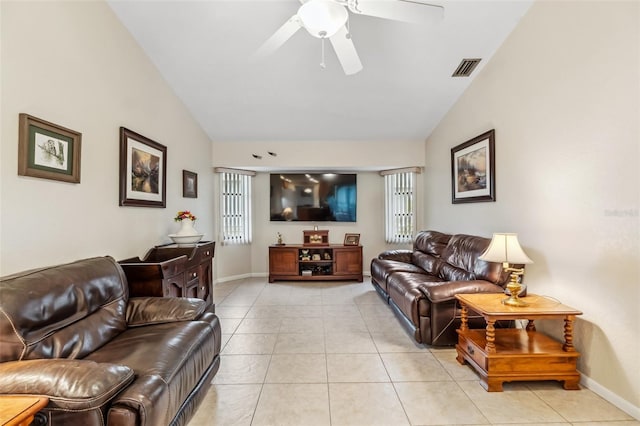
[1,1,214,274]
[211,140,425,281]
[212,170,417,281]
[424,0,639,416]
[212,140,425,171]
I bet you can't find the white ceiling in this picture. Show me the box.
[107,0,533,143]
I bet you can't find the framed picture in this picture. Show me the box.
[344,233,360,246]
[183,170,198,198]
[451,129,495,204]
[119,127,167,207]
[18,113,82,183]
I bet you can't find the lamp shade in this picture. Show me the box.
[479,233,533,264]
[298,0,348,38]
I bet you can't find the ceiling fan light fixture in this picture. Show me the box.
[298,0,348,38]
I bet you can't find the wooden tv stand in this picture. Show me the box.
[269,244,363,283]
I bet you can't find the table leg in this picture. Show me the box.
[459,303,468,332]
[526,320,536,331]
[485,319,496,354]
[563,315,576,352]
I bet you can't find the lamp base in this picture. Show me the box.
[502,294,529,307]
[502,279,529,307]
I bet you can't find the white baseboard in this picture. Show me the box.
[216,271,370,284]
[214,273,253,284]
[580,372,640,420]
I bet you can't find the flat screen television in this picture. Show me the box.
[270,173,356,222]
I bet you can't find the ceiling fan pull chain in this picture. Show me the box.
[320,37,326,70]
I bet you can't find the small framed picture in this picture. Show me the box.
[119,127,167,208]
[183,170,198,198]
[18,113,82,183]
[344,233,360,246]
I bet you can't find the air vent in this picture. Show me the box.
[452,58,482,77]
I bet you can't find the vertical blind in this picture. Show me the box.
[383,170,417,244]
[220,171,252,245]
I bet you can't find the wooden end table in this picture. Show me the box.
[455,293,582,392]
[0,396,48,426]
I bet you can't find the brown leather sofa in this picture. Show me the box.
[371,230,514,346]
[0,256,221,426]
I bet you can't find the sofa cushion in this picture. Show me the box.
[413,231,451,256]
[438,263,476,282]
[411,252,445,276]
[370,259,427,292]
[0,359,134,410]
[85,315,221,426]
[126,297,207,327]
[439,234,508,285]
[387,272,440,324]
[0,257,128,362]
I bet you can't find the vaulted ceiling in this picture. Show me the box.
[108,0,533,143]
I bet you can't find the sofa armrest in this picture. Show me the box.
[419,280,504,303]
[0,359,133,410]
[126,296,207,327]
[377,250,413,263]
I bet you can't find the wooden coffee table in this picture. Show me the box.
[455,293,582,392]
[0,396,48,426]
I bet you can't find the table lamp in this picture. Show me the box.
[479,233,533,307]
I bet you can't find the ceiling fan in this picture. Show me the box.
[253,0,444,75]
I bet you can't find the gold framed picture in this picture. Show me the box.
[344,233,360,246]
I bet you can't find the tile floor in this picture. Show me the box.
[188,277,638,426]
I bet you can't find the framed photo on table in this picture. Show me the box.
[18,113,82,183]
[119,127,167,207]
[451,129,495,204]
[344,233,360,246]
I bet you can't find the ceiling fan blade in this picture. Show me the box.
[348,0,444,24]
[329,26,363,75]
[252,15,302,60]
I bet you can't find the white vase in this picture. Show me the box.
[176,219,198,236]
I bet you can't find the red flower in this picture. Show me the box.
[174,211,197,221]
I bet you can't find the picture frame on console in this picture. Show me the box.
[18,113,82,183]
[119,127,167,207]
[183,170,198,198]
[451,129,495,204]
[344,233,360,246]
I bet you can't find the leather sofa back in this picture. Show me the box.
[413,231,451,256]
[0,257,129,362]
[439,234,509,285]
[411,231,452,276]
[410,231,509,287]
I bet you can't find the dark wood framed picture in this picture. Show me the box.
[344,233,360,246]
[18,113,82,183]
[451,129,495,204]
[119,127,167,207]
[183,170,198,198]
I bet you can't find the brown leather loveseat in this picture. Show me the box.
[0,256,221,426]
[371,230,513,346]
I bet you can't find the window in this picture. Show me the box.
[218,169,254,245]
[381,168,419,244]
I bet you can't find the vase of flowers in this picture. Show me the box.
[174,210,199,236]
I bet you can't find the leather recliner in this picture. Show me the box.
[371,231,514,346]
[0,256,221,426]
